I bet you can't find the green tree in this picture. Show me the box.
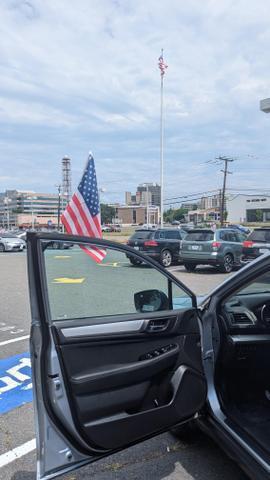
[100,204,115,224]
[164,207,188,223]
[255,209,263,222]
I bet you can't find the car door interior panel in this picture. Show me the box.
[28,233,208,479]
[52,308,206,451]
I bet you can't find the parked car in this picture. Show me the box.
[110,224,121,232]
[14,230,27,241]
[101,225,113,232]
[127,228,189,267]
[242,228,270,263]
[180,228,246,273]
[141,223,157,229]
[27,231,270,480]
[229,224,251,235]
[0,233,25,252]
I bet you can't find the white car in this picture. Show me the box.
[0,233,25,252]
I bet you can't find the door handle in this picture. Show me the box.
[145,318,170,333]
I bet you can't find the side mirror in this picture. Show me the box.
[134,289,169,313]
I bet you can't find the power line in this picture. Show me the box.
[164,189,220,202]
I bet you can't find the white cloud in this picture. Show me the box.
[0,0,270,199]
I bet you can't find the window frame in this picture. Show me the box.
[37,234,196,325]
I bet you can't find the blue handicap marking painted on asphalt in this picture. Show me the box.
[0,352,32,415]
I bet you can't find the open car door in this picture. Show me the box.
[27,232,207,480]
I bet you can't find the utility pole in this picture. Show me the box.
[217,156,234,226]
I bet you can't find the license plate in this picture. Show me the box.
[259,248,269,254]
[189,245,201,251]
[134,246,139,250]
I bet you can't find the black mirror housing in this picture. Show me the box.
[134,289,169,313]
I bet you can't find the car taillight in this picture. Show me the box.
[243,240,254,248]
[144,240,158,247]
[212,241,221,249]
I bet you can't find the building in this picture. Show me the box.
[115,205,159,225]
[186,193,270,224]
[0,190,67,229]
[227,194,270,223]
[125,183,161,208]
[187,194,221,223]
[200,194,221,210]
[187,208,220,224]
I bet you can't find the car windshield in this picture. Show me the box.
[249,230,270,243]
[131,231,153,240]
[234,271,270,296]
[184,231,214,242]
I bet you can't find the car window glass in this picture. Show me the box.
[42,241,192,320]
[166,231,180,239]
[249,230,270,243]
[226,232,237,242]
[224,271,270,301]
[131,231,153,240]
[185,231,214,241]
[158,231,166,239]
[236,233,245,242]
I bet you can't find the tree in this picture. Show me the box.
[255,209,263,222]
[100,204,115,224]
[164,207,188,223]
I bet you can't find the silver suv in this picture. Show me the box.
[180,228,246,273]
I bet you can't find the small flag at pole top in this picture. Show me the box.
[61,153,106,263]
[158,50,168,76]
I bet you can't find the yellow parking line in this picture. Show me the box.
[98,262,122,267]
[53,277,85,284]
[54,256,71,259]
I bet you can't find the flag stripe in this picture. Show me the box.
[61,154,106,262]
[67,204,84,236]
[69,198,90,237]
[74,191,101,238]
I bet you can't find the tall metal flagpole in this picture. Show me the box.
[160,64,164,228]
[158,49,167,228]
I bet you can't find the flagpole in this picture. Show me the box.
[159,49,165,228]
[160,66,164,228]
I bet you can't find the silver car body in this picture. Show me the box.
[0,234,25,251]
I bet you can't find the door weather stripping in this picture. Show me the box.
[62,320,145,338]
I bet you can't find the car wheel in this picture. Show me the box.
[0,243,5,252]
[52,242,59,249]
[160,249,172,267]
[184,263,196,272]
[220,253,234,273]
[129,257,142,266]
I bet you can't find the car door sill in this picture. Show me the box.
[207,392,270,474]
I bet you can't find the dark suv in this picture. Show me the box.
[242,228,270,262]
[126,228,188,267]
[180,228,246,273]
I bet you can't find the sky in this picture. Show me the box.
[1,0,270,205]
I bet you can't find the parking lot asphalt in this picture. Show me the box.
[0,251,248,480]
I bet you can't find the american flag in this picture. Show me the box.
[61,154,106,263]
[158,51,168,76]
